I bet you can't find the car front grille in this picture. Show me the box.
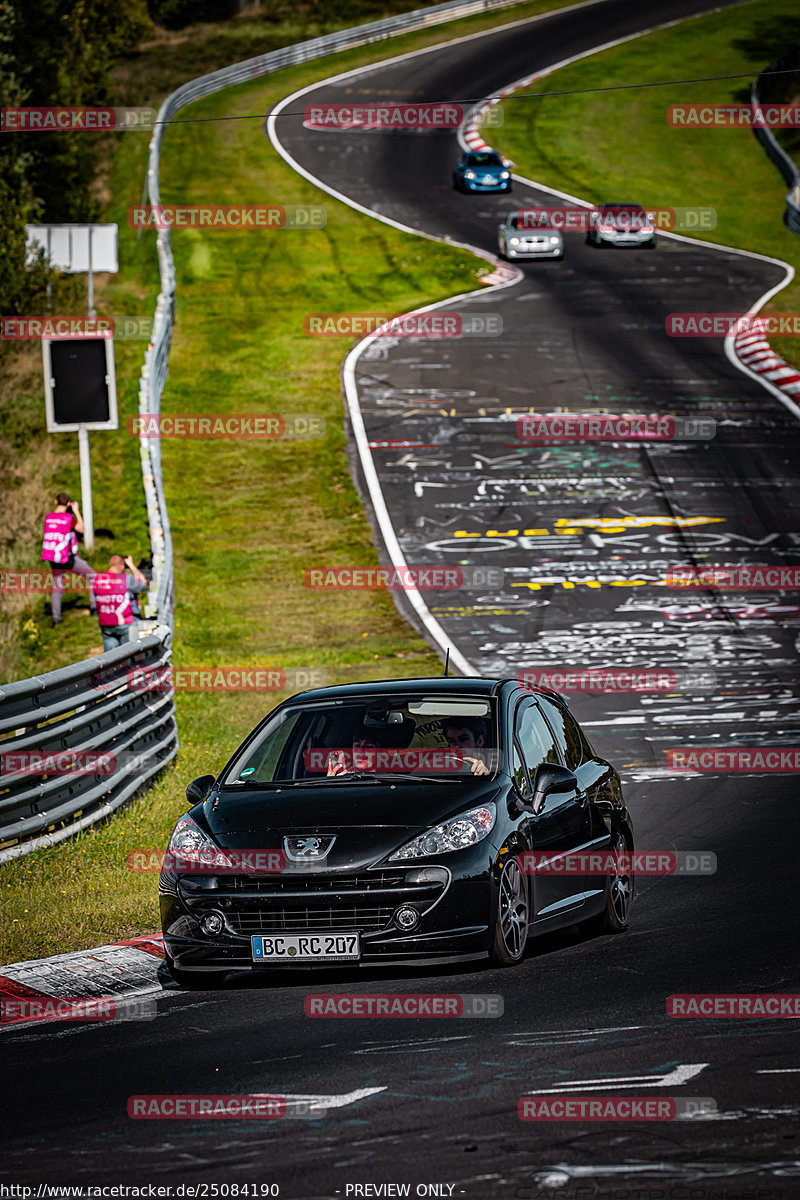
[225,870,407,893]
[179,869,448,937]
[226,904,396,935]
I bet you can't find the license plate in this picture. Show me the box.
[251,933,361,962]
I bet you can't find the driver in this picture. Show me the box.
[327,718,415,777]
[442,716,491,777]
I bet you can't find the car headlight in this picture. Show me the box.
[500,171,509,180]
[549,236,560,244]
[464,170,476,180]
[167,813,218,855]
[389,802,496,860]
[642,226,655,234]
[509,237,520,245]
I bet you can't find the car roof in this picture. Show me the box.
[287,676,566,705]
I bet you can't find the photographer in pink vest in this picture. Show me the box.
[41,492,96,627]
[93,554,148,652]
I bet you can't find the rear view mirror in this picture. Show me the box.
[185,774,215,805]
[531,763,578,815]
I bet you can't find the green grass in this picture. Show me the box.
[0,0,583,965]
[491,0,800,368]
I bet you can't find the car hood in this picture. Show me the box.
[197,779,501,864]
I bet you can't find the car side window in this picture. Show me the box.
[511,739,531,796]
[516,702,559,779]
[538,696,591,770]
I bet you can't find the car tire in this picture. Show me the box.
[491,857,529,966]
[164,950,228,989]
[584,833,634,935]
[505,182,513,193]
[647,237,657,248]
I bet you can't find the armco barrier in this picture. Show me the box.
[752,55,800,235]
[0,627,177,862]
[2,0,532,859]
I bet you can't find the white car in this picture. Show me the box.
[498,212,563,260]
[587,203,656,248]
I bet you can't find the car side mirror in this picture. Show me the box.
[185,774,216,805]
[508,789,530,818]
[531,763,578,815]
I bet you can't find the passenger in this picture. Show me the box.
[442,716,491,776]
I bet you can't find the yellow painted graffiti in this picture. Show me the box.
[454,516,724,538]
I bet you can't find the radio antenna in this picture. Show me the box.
[444,648,450,677]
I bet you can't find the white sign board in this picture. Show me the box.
[26,224,118,274]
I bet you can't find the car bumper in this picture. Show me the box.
[161,844,499,973]
[462,179,510,192]
[594,232,655,245]
[502,245,562,258]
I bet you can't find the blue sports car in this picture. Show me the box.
[453,150,512,193]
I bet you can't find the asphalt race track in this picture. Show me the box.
[4,1,800,1196]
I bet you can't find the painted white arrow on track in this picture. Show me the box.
[530,1063,708,1094]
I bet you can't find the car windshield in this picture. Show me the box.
[467,153,502,167]
[222,694,498,785]
[599,204,647,224]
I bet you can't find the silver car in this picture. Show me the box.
[587,203,656,248]
[498,212,563,260]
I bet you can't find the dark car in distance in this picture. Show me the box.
[161,677,634,986]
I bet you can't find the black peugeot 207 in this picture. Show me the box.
[160,677,634,986]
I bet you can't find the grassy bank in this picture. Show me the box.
[0,0,579,964]
[491,0,800,367]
